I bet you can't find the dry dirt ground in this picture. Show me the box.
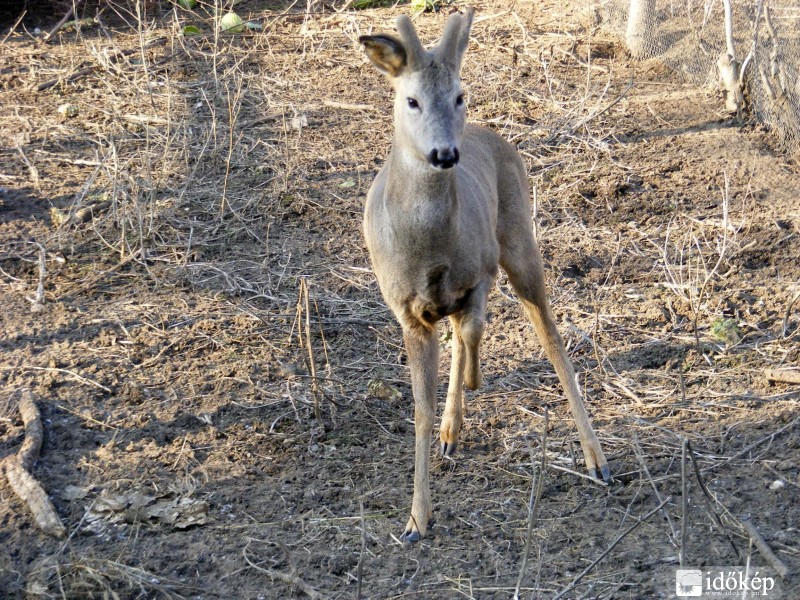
[1,1,799,598]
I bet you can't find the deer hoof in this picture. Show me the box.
[589,463,612,483]
[401,513,431,543]
[464,368,482,391]
[440,439,458,456]
[400,529,421,543]
[439,418,461,456]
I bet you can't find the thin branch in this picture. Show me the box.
[740,519,790,579]
[20,366,111,394]
[687,441,740,559]
[680,437,689,566]
[514,410,548,599]
[553,495,673,599]
[242,547,323,600]
[42,0,83,43]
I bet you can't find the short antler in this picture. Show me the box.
[436,7,475,70]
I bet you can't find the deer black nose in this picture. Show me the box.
[428,147,459,169]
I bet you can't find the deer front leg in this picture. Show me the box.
[440,283,488,456]
[402,326,439,542]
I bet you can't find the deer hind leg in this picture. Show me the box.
[500,235,611,482]
[440,282,488,457]
[402,325,439,542]
[440,314,466,458]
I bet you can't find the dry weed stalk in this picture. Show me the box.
[242,538,324,600]
[514,410,548,600]
[220,70,245,217]
[30,242,47,312]
[291,278,332,431]
[782,290,800,338]
[657,173,742,351]
[27,554,186,599]
[356,500,366,600]
[680,436,689,566]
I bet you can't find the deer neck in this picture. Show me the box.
[385,144,458,220]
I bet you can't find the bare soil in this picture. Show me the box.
[1,1,799,598]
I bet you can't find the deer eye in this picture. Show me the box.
[456,94,465,106]
[407,97,420,110]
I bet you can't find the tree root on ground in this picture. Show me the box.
[3,390,66,538]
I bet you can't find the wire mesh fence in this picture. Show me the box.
[596,0,800,154]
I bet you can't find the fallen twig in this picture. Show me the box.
[23,366,112,394]
[687,441,740,559]
[322,99,375,111]
[782,291,800,337]
[2,391,66,538]
[634,439,678,551]
[553,75,635,141]
[1,8,26,44]
[56,249,141,300]
[547,462,608,485]
[553,495,672,599]
[242,545,323,599]
[42,0,84,42]
[514,410,548,599]
[703,417,800,473]
[764,368,800,385]
[741,519,790,579]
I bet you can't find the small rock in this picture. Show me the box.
[367,379,402,401]
[769,479,785,491]
[57,103,79,118]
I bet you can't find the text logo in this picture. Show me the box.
[674,567,778,597]
[675,569,703,597]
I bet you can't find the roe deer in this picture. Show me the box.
[359,8,610,542]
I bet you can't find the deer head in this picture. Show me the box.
[359,9,475,170]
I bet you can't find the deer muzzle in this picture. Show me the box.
[427,147,460,169]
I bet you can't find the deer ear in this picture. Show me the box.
[359,34,407,77]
